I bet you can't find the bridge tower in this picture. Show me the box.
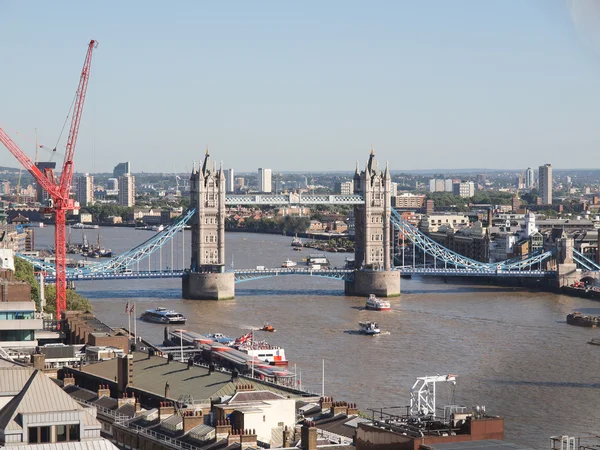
[182,150,235,300]
[555,230,578,288]
[345,149,400,297]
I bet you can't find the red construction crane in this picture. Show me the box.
[0,39,98,320]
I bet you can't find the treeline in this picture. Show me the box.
[79,204,133,222]
[227,216,310,235]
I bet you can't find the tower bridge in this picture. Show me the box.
[20,149,599,297]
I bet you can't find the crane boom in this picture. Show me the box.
[59,40,98,197]
[0,128,59,197]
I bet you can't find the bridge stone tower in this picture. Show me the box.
[555,230,579,288]
[345,150,400,297]
[182,150,235,300]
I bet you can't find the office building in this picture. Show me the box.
[539,163,552,205]
[118,174,136,207]
[234,177,245,192]
[74,173,94,207]
[258,168,272,193]
[335,181,354,195]
[525,167,535,189]
[452,181,475,198]
[107,178,118,191]
[34,162,56,204]
[224,168,235,193]
[113,161,130,178]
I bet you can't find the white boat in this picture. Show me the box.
[291,236,303,247]
[359,321,381,335]
[151,224,165,232]
[71,223,99,229]
[365,294,391,311]
[281,259,297,268]
[234,332,288,365]
[140,307,186,324]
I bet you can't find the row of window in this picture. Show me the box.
[0,330,34,341]
[0,311,35,320]
[28,424,80,444]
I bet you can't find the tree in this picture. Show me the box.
[43,285,93,315]
[14,258,40,310]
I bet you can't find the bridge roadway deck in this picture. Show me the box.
[43,267,556,282]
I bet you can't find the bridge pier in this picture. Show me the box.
[345,270,400,297]
[182,272,235,300]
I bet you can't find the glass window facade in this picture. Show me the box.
[0,330,34,341]
[0,311,35,320]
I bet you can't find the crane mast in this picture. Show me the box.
[0,40,98,321]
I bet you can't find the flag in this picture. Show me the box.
[125,302,129,313]
[129,304,135,315]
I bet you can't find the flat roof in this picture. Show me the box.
[420,440,533,450]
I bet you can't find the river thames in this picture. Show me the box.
[35,226,600,449]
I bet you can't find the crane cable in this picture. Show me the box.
[52,89,78,153]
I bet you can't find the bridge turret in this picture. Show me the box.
[346,149,399,297]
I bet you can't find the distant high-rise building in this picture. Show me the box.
[74,173,94,207]
[452,181,475,198]
[118,174,136,206]
[225,168,235,193]
[34,162,56,204]
[444,179,453,192]
[525,167,535,189]
[234,177,245,192]
[107,178,118,192]
[258,168,272,193]
[539,164,552,205]
[335,181,354,195]
[113,161,131,178]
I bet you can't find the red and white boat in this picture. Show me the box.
[365,294,391,311]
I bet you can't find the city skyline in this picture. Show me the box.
[2,2,600,173]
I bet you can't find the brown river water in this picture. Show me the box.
[34,226,600,449]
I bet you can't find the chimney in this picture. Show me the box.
[117,392,135,408]
[164,381,170,399]
[320,396,332,412]
[135,397,141,413]
[63,375,75,387]
[159,401,175,421]
[347,402,359,416]
[183,410,204,433]
[227,430,240,447]
[300,420,317,450]
[117,353,133,394]
[31,353,46,370]
[330,401,348,416]
[236,383,255,392]
[216,420,232,440]
[240,429,257,448]
[282,426,291,448]
[97,384,111,398]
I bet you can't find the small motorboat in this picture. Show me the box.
[359,321,381,335]
[260,323,276,332]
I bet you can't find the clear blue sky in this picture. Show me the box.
[1,0,600,174]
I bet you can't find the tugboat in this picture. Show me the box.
[566,311,600,328]
[140,307,186,324]
[365,294,391,311]
[359,321,381,335]
[291,235,303,247]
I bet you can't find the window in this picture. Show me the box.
[69,424,80,441]
[28,427,38,444]
[39,426,50,443]
[57,425,67,442]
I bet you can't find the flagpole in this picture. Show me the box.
[251,328,255,379]
[322,359,325,397]
[133,302,137,343]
